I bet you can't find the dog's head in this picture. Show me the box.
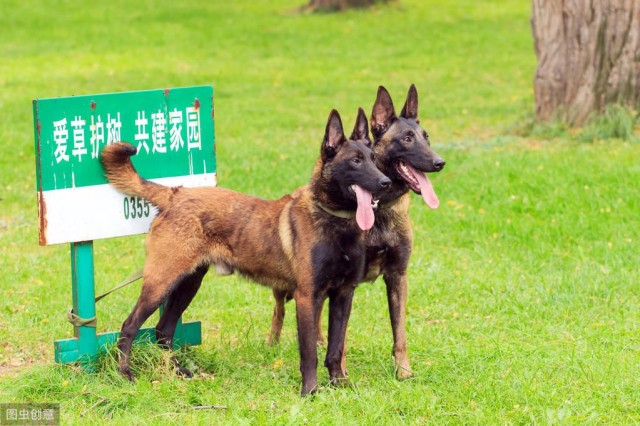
[370,84,445,208]
[317,108,391,230]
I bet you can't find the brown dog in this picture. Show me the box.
[268,85,445,379]
[100,109,390,395]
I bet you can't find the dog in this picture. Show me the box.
[267,85,445,379]
[100,108,391,395]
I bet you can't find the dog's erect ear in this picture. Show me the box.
[400,84,418,120]
[322,109,346,160]
[371,86,397,137]
[350,107,371,147]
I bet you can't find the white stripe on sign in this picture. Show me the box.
[39,173,217,245]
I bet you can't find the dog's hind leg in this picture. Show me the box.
[267,290,322,347]
[117,287,167,381]
[155,264,208,377]
[267,289,289,346]
[117,254,200,381]
[340,328,348,378]
[314,297,326,346]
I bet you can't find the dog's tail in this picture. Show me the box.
[100,142,175,211]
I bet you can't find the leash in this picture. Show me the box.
[66,268,143,328]
[94,269,144,302]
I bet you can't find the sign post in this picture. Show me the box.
[33,86,216,365]
[70,241,97,369]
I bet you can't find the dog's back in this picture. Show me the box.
[102,143,299,289]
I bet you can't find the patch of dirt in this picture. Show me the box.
[0,361,40,378]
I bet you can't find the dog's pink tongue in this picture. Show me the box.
[354,185,375,231]
[407,165,439,209]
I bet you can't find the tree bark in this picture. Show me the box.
[307,0,386,12]
[531,0,640,125]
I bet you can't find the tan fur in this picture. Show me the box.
[101,107,389,396]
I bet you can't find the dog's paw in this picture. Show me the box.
[395,366,413,380]
[118,366,135,382]
[300,381,318,396]
[175,366,194,378]
[265,334,280,347]
[329,376,351,388]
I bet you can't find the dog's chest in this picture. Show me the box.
[311,234,366,289]
[363,245,388,282]
[361,214,403,281]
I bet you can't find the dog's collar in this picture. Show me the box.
[313,201,356,219]
[378,196,401,209]
[314,195,399,219]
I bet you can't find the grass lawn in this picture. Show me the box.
[1,0,639,424]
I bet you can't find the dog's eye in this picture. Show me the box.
[422,131,428,139]
[403,131,415,143]
[351,158,362,165]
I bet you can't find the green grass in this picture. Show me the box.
[513,105,639,142]
[1,0,640,424]
[580,105,638,142]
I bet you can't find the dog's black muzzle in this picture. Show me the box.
[432,157,446,172]
[378,176,392,189]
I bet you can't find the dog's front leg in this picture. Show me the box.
[384,272,413,379]
[325,284,355,385]
[294,286,318,396]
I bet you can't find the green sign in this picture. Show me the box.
[32,87,210,367]
[33,86,216,245]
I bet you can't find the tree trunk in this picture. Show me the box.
[307,0,385,12]
[531,0,640,125]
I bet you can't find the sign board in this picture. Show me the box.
[33,86,216,245]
